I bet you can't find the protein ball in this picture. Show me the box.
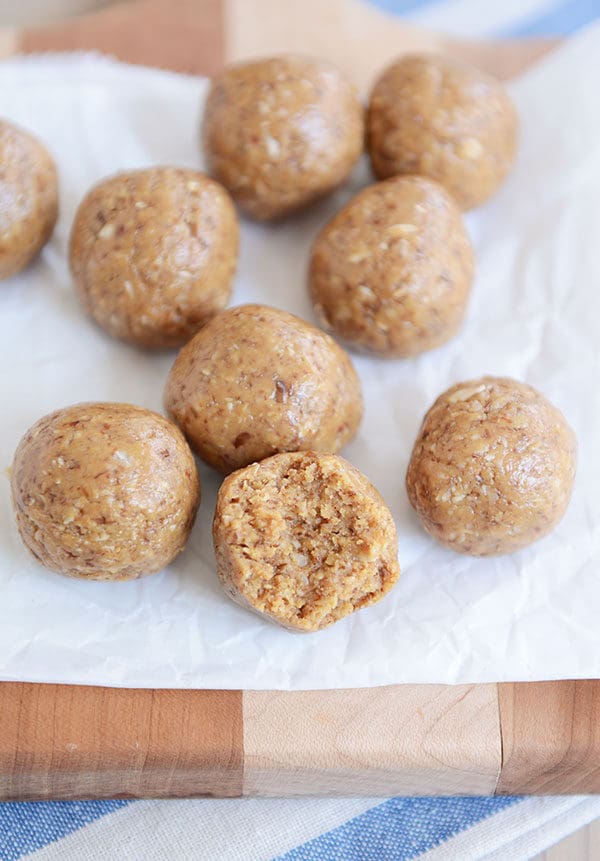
[0,120,58,279]
[11,402,200,580]
[69,168,239,348]
[202,55,364,220]
[406,377,577,556]
[310,175,474,357]
[164,304,363,474]
[213,451,400,631]
[367,54,518,210]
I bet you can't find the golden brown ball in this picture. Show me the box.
[203,55,364,220]
[367,54,518,210]
[11,402,200,580]
[164,304,363,474]
[0,120,58,279]
[69,168,238,348]
[309,175,474,357]
[406,377,576,556]
[213,451,400,631]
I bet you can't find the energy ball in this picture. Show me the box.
[0,120,58,279]
[202,55,364,220]
[69,168,238,348]
[164,304,363,474]
[367,54,518,210]
[406,377,577,556]
[11,402,200,580]
[309,175,474,357]
[213,451,400,631]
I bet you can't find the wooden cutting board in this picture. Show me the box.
[1,0,589,799]
[0,0,556,91]
[2,680,600,798]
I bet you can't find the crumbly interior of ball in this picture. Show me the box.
[215,453,399,631]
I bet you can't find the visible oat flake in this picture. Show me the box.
[387,223,418,237]
[348,249,369,264]
[265,136,281,158]
[98,223,115,240]
[447,384,488,403]
[357,285,376,300]
[62,507,78,525]
[457,138,483,160]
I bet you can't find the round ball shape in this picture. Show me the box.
[11,402,200,580]
[69,168,238,348]
[367,53,518,210]
[164,304,363,474]
[309,175,474,357]
[214,451,400,631]
[0,120,58,279]
[406,377,576,556]
[203,55,364,220]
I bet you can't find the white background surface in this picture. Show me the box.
[0,30,598,689]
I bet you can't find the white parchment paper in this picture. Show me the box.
[0,28,599,689]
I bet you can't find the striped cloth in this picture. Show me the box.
[1,1,599,859]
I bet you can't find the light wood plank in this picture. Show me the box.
[243,684,501,796]
[226,0,557,91]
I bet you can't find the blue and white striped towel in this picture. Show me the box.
[3,794,600,860]
[2,1,600,859]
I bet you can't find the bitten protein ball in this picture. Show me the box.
[11,403,200,580]
[202,55,364,220]
[406,377,577,556]
[367,54,518,210]
[164,304,363,474]
[0,120,58,279]
[213,451,400,631]
[69,168,238,348]
[309,176,474,357]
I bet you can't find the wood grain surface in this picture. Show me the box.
[497,681,600,795]
[244,685,500,796]
[2,680,600,798]
[0,684,243,800]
